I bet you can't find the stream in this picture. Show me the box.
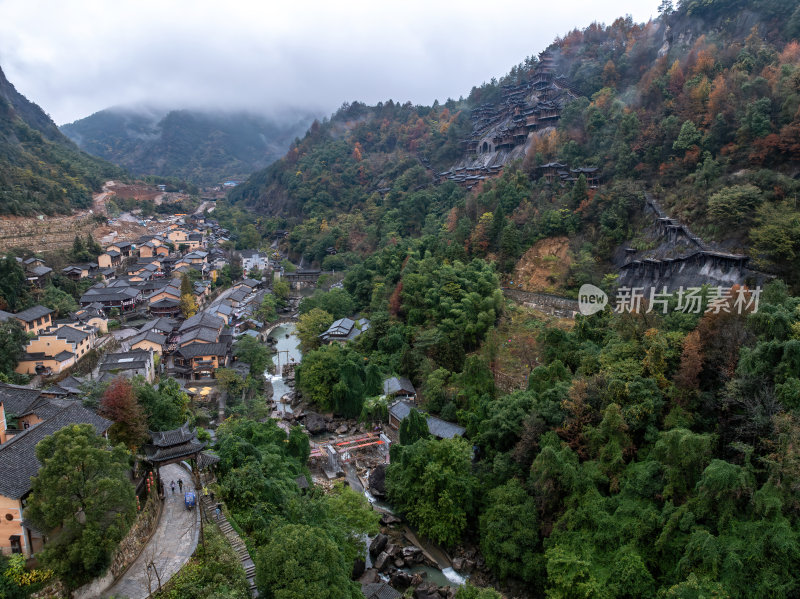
[355,466,467,588]
[265,323,302,414]
[264,322,466,589]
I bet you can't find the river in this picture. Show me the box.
[265,323,301,413]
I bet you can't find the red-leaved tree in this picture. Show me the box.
[100,377,148,451]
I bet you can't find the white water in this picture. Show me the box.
[265,323,302,413]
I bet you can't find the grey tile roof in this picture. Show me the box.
[320,317,370,342]
[129,331,167,347]
[388,400,465,439]
[383,377,415,396]
[99,350,152,372]
[0,383,42,417]
[0,403,112,499]
[179,327,219,344]
[149,421,195,447]
[14,306,53,323]
[426,415,466,439]
[140,318,178,334]
[175,342,229,359]
[29,266,52,277]
[52,325,91,344]
[178,312,224,333]
[362,582,402,599]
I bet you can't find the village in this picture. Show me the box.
[0,202,476,599]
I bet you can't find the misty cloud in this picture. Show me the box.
[0,0,662,125]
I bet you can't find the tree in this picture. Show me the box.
[99,377,148,450]
[25,424,136,588]
[255,293,277,323]
[399,408,429,445]
[479,479,539,582]
[41,285,78,318]
[296,308,334,354]
[299,288,355,320]
[179,293,198,319]
[233,335,271,376]
[455,583,503,599]
[707,185,763,227]
[0,320,26,377]
[254,523,362,599]
[272,279,290,309]
[136,378,189,431]
[180,273,193,297]
[673,120,701,153]
[387,437,476,546]
[0,256,29,311]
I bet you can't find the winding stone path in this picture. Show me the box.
[103,463,200,599]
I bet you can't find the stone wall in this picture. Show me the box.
[502,288,579,318]
[72,489,162,599]
[0,212,98,253]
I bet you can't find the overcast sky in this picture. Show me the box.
[0,0,662,125]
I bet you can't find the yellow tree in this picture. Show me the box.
[179,293,198,319]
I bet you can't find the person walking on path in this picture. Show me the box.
[178,478,183,492]
[170,480,176,494]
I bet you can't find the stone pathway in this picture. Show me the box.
[104,463,200,599]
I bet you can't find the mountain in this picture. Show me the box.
[222,0,800,291]
[61,107,318,186]
[0,65,123,216]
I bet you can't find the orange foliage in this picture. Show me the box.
[667,60,685,97]
[674,330,703,392]
[779,41,800,64]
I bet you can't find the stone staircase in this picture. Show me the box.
[201,496,258,597]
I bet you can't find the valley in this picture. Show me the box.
[2,1,800,599]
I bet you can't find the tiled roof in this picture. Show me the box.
[14,306,53,322]
[149,421,195,447]
[383,376,415,396]
[179,327,219,345]
[0,403,112,499]
[52,325,91,344]
[140,318,178,334]
[99,350,152,371]
[175,342,228,359]
[129,331,167,347]
[179,312,224,332]
[0,383,42,417]
[388,400,465,440]
[29,266,52,277]
[362,582,402,599]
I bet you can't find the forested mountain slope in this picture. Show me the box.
[0,65,123,216]
[223,0,800,292]
[61,107,317,186]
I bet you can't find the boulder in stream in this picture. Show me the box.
[352,558,365,579]
[369,464,387,498]
[304,412,327,434]
[374,551,391,572]
[369,533,388,556]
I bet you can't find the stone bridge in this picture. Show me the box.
[263,317,295,338]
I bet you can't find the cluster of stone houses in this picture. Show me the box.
[8,211,281,385]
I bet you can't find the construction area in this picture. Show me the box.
[309,431,391,483]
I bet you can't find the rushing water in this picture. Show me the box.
[402,565,467,587]
[265,323,301,413]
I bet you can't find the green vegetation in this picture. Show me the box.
[0,67,123,215]
[155,523,249,599]
[61,108,316,186]
[26,424,136,588]
[212,418,379,598]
